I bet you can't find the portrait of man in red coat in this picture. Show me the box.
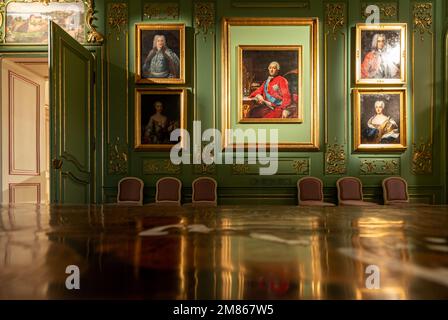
[247,61,293,119]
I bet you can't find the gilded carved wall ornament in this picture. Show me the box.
[108,3,127,40]
[195,2,215,37]
[194,164,216,175]
[325,3,345,37]
[108,137,128,175]
[412,142,432,175]
[362,2,398,20]
[232,164,250,175]
[360,159,399,175]
[292,160,309,175]
[325,144,346,175]
[413,3,433,40]
[143,160,181,175]
[143,2,179,20]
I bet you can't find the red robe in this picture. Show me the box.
[249,75,291,118]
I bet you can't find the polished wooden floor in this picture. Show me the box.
[1,204,448,299]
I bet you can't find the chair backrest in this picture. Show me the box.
[297,177,324,203]
[156,177,182,205]
[337,177,363,202]
[117,177,144,205]
[192,177,217,205]
[382,177,409,204]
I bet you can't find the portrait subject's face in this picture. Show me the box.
[375,103,384,114]
[155,102,163,113]
[268,63,279,77]
[377,36,386,50]
[155,36,165,50]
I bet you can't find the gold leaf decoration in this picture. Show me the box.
[108,3,127,40]
[143,160,181,175]
[360,159,399,175]
[325,144,346,175]
[108,137,128,175]
[195,2,215,37]
[413,2,433,40]
[412,142,432,175]
[292,160,309,175]
[325,3,345,36]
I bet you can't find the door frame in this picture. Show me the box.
[0,49,104,204]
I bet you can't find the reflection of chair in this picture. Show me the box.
[155,177,182,206]
[382,177,409,205]
[297,177,335,207]
[192,177,217,206]
[336,177,378,206]
[117,177,144,205]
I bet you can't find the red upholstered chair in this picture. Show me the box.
[155,177,182,206]
[192,177,217,206]
[382,177,409,205]
[336,177,378,206]
[297,177,335,207]
[117,177,144,205]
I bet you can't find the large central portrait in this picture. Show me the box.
[222,18,319,150]
[239,46,302,123]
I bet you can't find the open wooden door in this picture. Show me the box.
[49,21,95,204]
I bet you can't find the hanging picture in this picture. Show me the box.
[135,23,185,84]
[135,89,186,151]
[355,23,407,85]
[238,46,303,123]
[353,89,407,152]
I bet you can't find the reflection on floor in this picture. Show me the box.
[1,204,448,299]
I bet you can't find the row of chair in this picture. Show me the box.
[117,177,217,206]
[298,176,410,206]
[116,176,411,206]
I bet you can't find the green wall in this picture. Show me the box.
[101,0,448,204]
[1,0,445,204]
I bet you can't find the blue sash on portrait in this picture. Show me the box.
[264,78,282,107]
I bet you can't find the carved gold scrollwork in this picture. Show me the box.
[360,159,399,175]
[108,137,128,175]
[143,160,181,175]
[292,160,309,175]
[325,3,345,37]
[325,144,346,175]
[232,164,250,175]
[108,3,127,40]
[194,164,216,175]
[143,3,179,20]
[195,2,215,38]
[413,2,433,40]
[85,0,104,44]
[412,142,432,175]
[362,3,398,20]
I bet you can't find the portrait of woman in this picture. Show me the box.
[362,100,399,144]
[135,89,186,151]
[354,89,406,151]
[136,24,185,84]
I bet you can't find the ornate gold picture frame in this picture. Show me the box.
[355,23,407,85]
[135,88,186,151]
[238,45,303,123]
[135,23,185,84]
[353,88,407,152]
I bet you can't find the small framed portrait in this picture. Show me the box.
[353,89,407,152]
[135,23,185,84]
[238,46,302,123]
[135,88,187,151]
[355,23,406,85]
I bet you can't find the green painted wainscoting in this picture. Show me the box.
[1,0,446,204]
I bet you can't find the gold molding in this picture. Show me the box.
[108,137,128,175]
[292,159,309,175]
[359,159,399,175]
[85,0,104,44]
[143,2,179,20]
[361,2,398,20]
[143,159,181,175]
[107,2,127,41]
[412,142,432,175]
[231,1,309,8]
[413,2,433,40]
[195,2,215,38]
[325,144,346,175]
[325,3,345,37]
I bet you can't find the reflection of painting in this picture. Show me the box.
[135,89,186,151]
[5,2,85,44]
[354,89,406,151]
[135,24,185,84]
[239,46,302,123]
[356,24,406,84]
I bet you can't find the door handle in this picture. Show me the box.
[52,158,63,170]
